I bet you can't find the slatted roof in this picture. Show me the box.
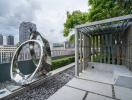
[76,14,132,35]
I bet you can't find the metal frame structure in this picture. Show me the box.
[75,14,132,76]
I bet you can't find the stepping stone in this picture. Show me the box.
[114,75,132,89]
[47,86,86,100]
[67,78,112,97]
[86,93,115,100]
[114,86,132,100]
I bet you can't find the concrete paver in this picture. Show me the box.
[86,93,115,100]
[47,86,86,100]
[67,78,112,97]
[79,69,113,84]
[47,63,132,100]
[114,86,132,100]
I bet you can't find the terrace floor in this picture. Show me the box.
[47,62,132,100]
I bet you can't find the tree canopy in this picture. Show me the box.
[64,11,89,37]
[63,0,132,42]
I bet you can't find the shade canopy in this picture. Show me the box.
[76,14,132,35]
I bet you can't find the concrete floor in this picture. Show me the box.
[48,62,132,100]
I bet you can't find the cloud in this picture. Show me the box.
[0,0,88,44]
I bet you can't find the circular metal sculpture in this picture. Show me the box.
[10,31,52,85]
[29,31,52,73]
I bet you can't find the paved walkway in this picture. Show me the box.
[48,63,132,100]
[48,77,132,100]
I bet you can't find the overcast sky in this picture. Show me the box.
[0,0,88,44]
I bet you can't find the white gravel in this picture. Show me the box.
[8,67,75,100]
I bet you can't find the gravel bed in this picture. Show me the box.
[9,67,75,100]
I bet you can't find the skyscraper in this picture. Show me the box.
[0,34,3,45]
[7,35,14,45]
[19,22,37,44]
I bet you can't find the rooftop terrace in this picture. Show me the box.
[0,14,132,100]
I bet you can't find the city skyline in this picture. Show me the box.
[0,0,88,44]
[0,34,14,45]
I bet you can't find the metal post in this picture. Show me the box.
[112,34,115,64]
[86,36,90,66]
[100,35,102,63]
[75,28,79,76]
[89,36,91,62]
[83,34,85,71]
[102,35,104,63]
[109,34,112,64]
[80,33,82,72]
[104,35,106,63]
[85,35,88,68]
[105,34,108,63]
[93,35,95,61]
[96,35,99,62]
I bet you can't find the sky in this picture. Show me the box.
[0,0,88,44]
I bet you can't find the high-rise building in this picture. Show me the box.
[0,45,16,63]
[0,34,3,45]
[7,35,14,45]
[19,22,37,44]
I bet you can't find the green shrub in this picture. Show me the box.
[52,57,75,70]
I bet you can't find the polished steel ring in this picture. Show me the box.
[10,40,43,85]
[29,31,52,73]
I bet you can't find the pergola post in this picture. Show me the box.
[86,35,90,66]
[100,35,102,63]
[83,34,87,71]
[93,35,95,61]
[82,34,85,71]
[89,36,91,62]
[96,35,98,62]
[75,28,79,76]
[80,33,83,72]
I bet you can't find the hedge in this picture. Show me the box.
[52,56,75,70]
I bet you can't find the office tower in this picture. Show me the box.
[19,22,37,44]
[7,35,14,45]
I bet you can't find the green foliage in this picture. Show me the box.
[69,34,75,43]
[63,0,132,42]
[52,56,75,70]
[63,11,89,37]
[115,0,132,13]
[88,0,131,22]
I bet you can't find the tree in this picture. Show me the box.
[115,0,132,14]
[63,11,89,37]
[63,0,132,42]
[88,0,131,21]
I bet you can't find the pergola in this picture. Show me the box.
[75,14,132,76]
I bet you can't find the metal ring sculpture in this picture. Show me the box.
[10,31,51,85]
[29,31,52,73]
